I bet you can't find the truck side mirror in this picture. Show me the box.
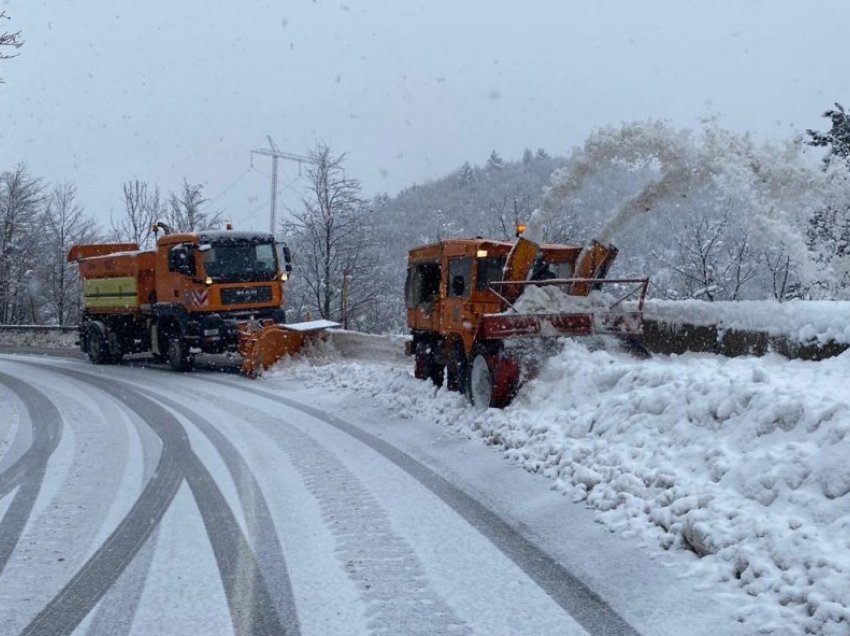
[280,243,293,273]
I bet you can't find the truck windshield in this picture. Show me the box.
[201,241,278,283]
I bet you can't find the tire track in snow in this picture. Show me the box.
[197,391,471,635]
[17,369,184,636]
[16,363,291,636]
[0,372,62,575]
[202,377,640,636]
[0,365,149,635]
[135,388,301,636]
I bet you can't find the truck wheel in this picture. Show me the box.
[167,338,194,372]
[466,344,520,409]
[619,336,652,359]
[446,343,467,393]
[87,329,109,365]
[414,342,444,387]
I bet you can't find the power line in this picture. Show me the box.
[250,136,313,233]
[208,167,253,205]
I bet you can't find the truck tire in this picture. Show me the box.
[167,337,194,372]
[87,328,109,365]
[466,344,520,409]
[619,336,652,359]
[414,342,444,387]
[446,342,467,393]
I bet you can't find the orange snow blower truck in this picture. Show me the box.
[405,231,649,408]
[67,223,336,375]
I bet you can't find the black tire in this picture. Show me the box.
[167,337,194,372]
[414,342,444,387]
[619,336,652,359]
[87,328,109,365]
[466,343,519,409]
[467,346,494,409]
[446,342,468,393]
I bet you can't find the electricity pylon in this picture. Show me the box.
[250,136,311,233]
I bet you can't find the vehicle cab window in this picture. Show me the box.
[476,256,506,290]
[447,257,472,298]
[405,262,441,309]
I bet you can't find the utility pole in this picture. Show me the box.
[250,136,311,234]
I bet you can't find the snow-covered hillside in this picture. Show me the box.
[268,339,850,636]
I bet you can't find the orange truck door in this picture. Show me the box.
[441,256,474,347]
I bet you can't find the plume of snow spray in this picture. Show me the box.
[524,121,699,243]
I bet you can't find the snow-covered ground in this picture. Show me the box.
[266,335,850,636]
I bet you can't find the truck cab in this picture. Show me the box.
[149,230,292,363]
[69,227,294,371]
[405,238,583,392]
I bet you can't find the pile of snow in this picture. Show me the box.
[646,299,850,345]
[324,329,410,364]
[510,287,625,314]
[267,342,850,635]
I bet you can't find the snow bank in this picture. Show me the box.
[646,299,850,345]
[267,343,850,635]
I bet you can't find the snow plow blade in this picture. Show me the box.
[239,319,339,376]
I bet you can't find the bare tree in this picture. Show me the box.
[0,165,43,323]
[111,180,163,248]
[282,144,378,324]
[166,179,222,232]
[761,245,796,301]
[38,183,98,324]
[0,12,23,84]
[653,208,757,301]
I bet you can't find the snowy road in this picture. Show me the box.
[0,352,742,636]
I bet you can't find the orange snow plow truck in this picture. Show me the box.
[67,224,335,375]
[405,231,649,408]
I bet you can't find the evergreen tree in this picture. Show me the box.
[457,161,475,186]
[486,150,503,171]
[805,103,850,296]
[806,103,850,169]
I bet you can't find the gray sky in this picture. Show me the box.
[2,0,849,231]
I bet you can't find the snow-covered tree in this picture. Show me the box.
[38,183,98,324]
[0,12,22,84]
[0,165,42,323]
[536,121,843,300]
[111,180,164,248]
[457,162,475,187]
[166,180,222,233]
[806,103,850,169]
[486,150,504,171]
[804,103,850,296]
[281,143,378,326]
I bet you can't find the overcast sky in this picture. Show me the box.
[2,0,849,231]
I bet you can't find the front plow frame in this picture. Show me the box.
[464,277,650,408]
[482,277,649,341]
[238,319,339,376]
